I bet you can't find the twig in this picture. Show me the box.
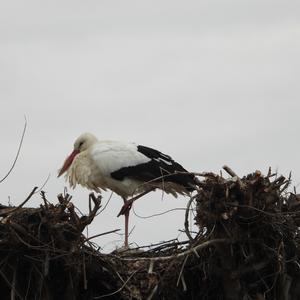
[147,285,158,300]
[57,193,73,216]
[132,206,188,219]
[0,187,38,217]
[82,252,87,290]
[181,274,187,291]
[267,167,272,177]
[148,260,154,274]
[80,193,102,227]
[184,195,196,242]
[24,266,33,299]
[176,254,189,287]
[83,229,121,243]
[67,203,81,228]
[97,192,113,215]
[11,267,17,300]
[223,165,245,188]
[16,187,38,210]
[117,238,231,261]
[0,267,23,300]
[40,191,49,209]
[223,165,239,178]
[124,238,189,253]
[44,251,49,276]
[0,116,27,183]
[94,269,139,299]
[35,173,51,194]
[280,172,292,192]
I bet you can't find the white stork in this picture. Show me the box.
[58,132,198,247]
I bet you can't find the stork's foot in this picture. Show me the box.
[117,199,133,217]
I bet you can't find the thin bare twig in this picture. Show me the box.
[0,116,27,183]
[97,191,113,215]
[132,206,188,219]
[15,187,38,210]
[147,285,158,300]
[280,171,292,192]
[83,229,121,243]
[176,254,189,287]
[184,195,197,242]
[11,267,17,300]
[0,187,38,217]
[123,238,189,253]
[94,269,139,299]
[82,252,87,290]
[0,267,23,300]
[40,191,50,209]
[116,238,231,262]
[35,173,51,194]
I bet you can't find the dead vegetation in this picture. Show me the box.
[1,167,300,299]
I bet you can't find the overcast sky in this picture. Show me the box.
[1,0,300,251]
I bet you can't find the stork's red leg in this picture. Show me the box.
[124,207,129,248]
[121,198,131,248]
[119,190,155,248]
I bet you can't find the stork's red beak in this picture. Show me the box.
[58,149,80,177]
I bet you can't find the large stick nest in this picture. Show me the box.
[1,167,300,300]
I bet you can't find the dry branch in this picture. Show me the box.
[0,117,27,184]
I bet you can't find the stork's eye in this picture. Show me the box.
[79,141,84,147]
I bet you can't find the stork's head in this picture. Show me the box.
[58,132,98,177]
[73,132,98,152]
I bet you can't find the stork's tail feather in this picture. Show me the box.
[186,176,201,192]
[166,171,200,193]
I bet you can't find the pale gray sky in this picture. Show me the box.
[1,0,300,250]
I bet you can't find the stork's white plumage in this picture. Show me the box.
[58,132,197,247]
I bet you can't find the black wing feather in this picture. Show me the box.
[110,145,196,191]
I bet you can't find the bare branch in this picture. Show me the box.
[0,186,38,217]
[132,206,188,219]
[83,229,121,243]
[223,165,239,178]
[0,116,27,183]
[184,195,197,242]
[117,238,231,262]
